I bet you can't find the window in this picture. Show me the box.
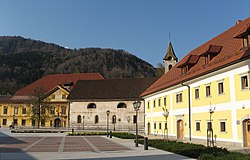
[62,94,66,99]
[50,107,55,114]
[3,106,8,114]
[206,85,211,97]
[14,106,18,114]
[14,119,18,125]
[50,120,53,127]
[154,123,156,129]
[117,103,127,108]
[153,100,156,108]
[32,108,36,114]
[2,119,7,125]
[158,98,161,107]
[165,123,167,129]
[61,106,66,114]
[22,119,26,126]
[41,119,45,127]
[196,121,201,131]
[176,93,183,103]
[87,103,96,109]
[207,122,212,131]
[241,75,248,89]
[22,107,26,114]
[77,115,81,123]
[159,123,162,130]
[195,88,199,99]
[169,64,172,70]
[51,94,55,99]
[133,115,137,124]
[112,115,116,124]
[164,97,167,106]
[41,107,46,114]
[218,82,224,94]
[32,120,36,127]
[220,121,226,132]
[95,115,99,124]
[147,101,150,109]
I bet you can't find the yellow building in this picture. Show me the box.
[0,73,104,128]
[142,17,250,147]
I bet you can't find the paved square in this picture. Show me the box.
[0,136,130,153]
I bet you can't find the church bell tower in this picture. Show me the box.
[163,41,178,73]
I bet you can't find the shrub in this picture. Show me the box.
[138,139,250,160]
[112,132,143,139]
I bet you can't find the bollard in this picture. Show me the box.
[72,128,74,134]
[144,137,148,150]
[110,131,112,138]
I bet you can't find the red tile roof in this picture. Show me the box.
[141,17,250,97]
[15,73,104,96]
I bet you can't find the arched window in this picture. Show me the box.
[169,64,173,70]
[77,115,81,123]
[117,103,127,108]
[95,115,99,124]
[87,103,97,109]
[112,115,116,124]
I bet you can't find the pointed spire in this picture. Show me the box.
[163,41,178,61]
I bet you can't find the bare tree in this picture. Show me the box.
[27,87,50,128]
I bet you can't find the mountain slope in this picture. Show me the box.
[0,36,157,95]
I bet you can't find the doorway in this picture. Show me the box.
[177,119,184,140]
[243,119,250,147]
[54,118,61,128]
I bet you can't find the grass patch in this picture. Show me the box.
[138,139,250,160]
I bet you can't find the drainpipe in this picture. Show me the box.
[68,101,70,129]
[181,83,191,141]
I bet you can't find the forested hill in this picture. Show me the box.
[0,36,158,95]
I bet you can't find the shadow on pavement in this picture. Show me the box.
[0,128,35,160]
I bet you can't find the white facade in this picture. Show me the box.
[69,100,145,132]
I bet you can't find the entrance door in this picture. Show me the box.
[54,118,61,128]
[244,119,250,147]
[147,123,151,135]
[177,120,184,139]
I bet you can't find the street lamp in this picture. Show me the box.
[162,107,169,141]
[82,116,85,130]
[106,110,110,137]
[133,100,141,147]
[207,106,216,147]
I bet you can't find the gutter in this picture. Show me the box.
[181,83,191,141]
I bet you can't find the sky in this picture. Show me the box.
[0,0,249,67]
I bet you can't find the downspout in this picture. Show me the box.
[68,100,70,129]
[181,83,191,141]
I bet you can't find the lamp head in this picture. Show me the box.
[106,110,110,116]
[133,100,141,111]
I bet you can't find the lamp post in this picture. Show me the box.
[82,116,85,130]
[207,105,215,147]
[106,110,110,137]
[162,107,169,141]
[133,100,141,147]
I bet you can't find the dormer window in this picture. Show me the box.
[200,45,222,65]
[177,55,199,74]
[234,24,250,48]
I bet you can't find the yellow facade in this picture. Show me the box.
[145,61,250,147]
[0,86,69,128]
